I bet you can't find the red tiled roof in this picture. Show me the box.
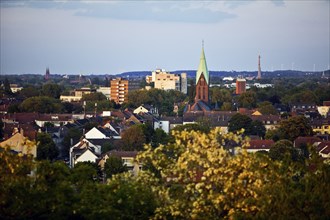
[316,141,330,154]
[294,136,322,148]
[247,140,274,149]
[320,146,330,154]
[323,101,330,106]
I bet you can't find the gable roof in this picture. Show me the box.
[0,132,37,157]
[315,141,330,154]
[189,100,211,112]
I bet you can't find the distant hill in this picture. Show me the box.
[114,69,330,79]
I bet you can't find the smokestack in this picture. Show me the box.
[257,55,261,80]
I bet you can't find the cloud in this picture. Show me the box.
[1,1,236,23]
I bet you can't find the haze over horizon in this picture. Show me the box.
[1,0,329,75]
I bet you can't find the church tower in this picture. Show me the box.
[194,45,209,103]
[45,67,50,80]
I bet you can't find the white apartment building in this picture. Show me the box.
[147,69,187,94]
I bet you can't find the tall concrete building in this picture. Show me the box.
[110,78,129,104]
[236,76,246,95]
[150,69,187,94]
[195,46,209,103]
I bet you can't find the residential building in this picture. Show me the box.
[75,87,96,97]
[246,140,274,153]
[98,150,142,176]
[35,114,73,127]
[150,69,187,94]
[97,87,111,100]
[10,84,23,93]
[310,119,330,135]
[0,129,37,158]
[236,76,246,95]
[133,104,159,116]
[110,77,129,104]
[60,87,96,102]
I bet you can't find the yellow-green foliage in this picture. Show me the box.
[138,128,329,219]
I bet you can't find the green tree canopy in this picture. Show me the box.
[128,88,186,116]
[104,155,128,179]
[278,116,313,141]
[18,85,40,98]
[238,91,257,109]
[250,120,266,138]
[268,139,301,161]
[257,101,278,115]
[42,83,62,99]
[71,162,100,186]
[82,92,107,101]
[228,113,253,134]
[62,127,82,156]
[36,132,59,161]
[210,87,232,105]
[120,125,146,151]
[3,78,13,95]
[20,96,63,113]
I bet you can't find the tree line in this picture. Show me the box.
[1,128,329,219]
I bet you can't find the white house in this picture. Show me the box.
[133,106,149,114]
[73,148,98,166]
[85,127,110,139]
[154,120,170,134]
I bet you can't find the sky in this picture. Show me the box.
[0,0,329,75]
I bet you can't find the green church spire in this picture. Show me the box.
[196,45,209,85]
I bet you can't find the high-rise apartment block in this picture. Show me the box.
[236,76,246,95]
[110,78,129,104]
[147,69,187,94]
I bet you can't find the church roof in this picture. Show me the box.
[196,47,209,85]
[189,100,211,112]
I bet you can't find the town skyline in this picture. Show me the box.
[1,0,329,75]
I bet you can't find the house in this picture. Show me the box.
[133,104,159,116]
[42,126,63,145]
[315,141,330,159]
[294,136,322,148]
[10,84,23,93]
[102,122,122,139]
[98,150,142,176]
[70,145,98,167]
[291,103,317,112]
[0,129,37,158]
[133,105,149,114]
[2,112,39,124]
[35,114,73,127]
[183,111,236,134]
[251,115,281,130]
[69,139,101,167]
[84,127,112,139]
[246,140,275,153]
[310,118,330,135]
